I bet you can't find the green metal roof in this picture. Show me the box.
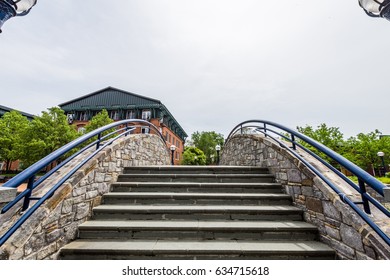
[0,105,34,120]
[58,86,188,139]
[59,86,161,110]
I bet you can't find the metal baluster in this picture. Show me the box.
[358,178,371,214]
[96,133,101,150]
[291,134,296,150]
[21,175,35,211]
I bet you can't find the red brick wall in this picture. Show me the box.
[73,118,185,165]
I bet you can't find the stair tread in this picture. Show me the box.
[111,182,282,186]
[61,240,334,254]
[119,174,274,177]
[124,166,267,170]
[94,205,302,212]
[123,166,269,173]
[104,192,290,198]
[79,220,317,230]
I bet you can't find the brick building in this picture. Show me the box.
[59,87,187,164]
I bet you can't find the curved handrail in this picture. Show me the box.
[225,120,390,247]
[0,119,167,246]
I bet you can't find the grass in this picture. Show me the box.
[348,176,390,184]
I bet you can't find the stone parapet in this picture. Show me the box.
[221,134,390,260]
[0,187,17,210]
[0,134,170,260]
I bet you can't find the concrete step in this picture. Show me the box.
[58,165,336,260]
[123,166,270,175]
[102,192,292,205]
[117,173,276,183]
[92,205,303,221]
[110,182,283,193]
[78,220,319,241]
[59,240,335,260]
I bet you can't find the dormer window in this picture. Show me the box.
[142,110,151,121]
[110,110,119,120]
[79,112,88,121]
[126,110,135,119]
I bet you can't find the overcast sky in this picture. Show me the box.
[0,0,389,139]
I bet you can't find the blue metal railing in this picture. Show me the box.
[0,119,167,246]
[226,120,390,247]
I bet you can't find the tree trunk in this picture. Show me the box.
[5,160,11,173]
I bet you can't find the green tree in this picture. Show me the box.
[182,147,207,165]
[21,107,79,167]
[344,130,390,175]
[83,109,115,145]
[0,111,29,172]
[297,123,345,168]
[84,109,113,133]
[191,131,224,165]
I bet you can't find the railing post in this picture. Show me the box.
[96,133,101,150]
[125,123,129,136]
[291,134,296,150]
[358,178,371,214]
[171,150,175,165]
[22,175,35,211]
[264,124,267,137]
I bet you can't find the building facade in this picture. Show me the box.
[59,87,187,164]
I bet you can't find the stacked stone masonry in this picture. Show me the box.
[0,134,170,260]
[220,134,390,260]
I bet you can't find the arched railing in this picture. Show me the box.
[0,119,167,246]
[226,120,390,247]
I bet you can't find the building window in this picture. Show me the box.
[168,134,171,143]
[142,110,151,121]
[176,139,180,148]
[78,127,86,134]
[141,127,150,134]
[126,110,135,119]
[110,111,119,120]
[67,113,74,124]
[79,112,88,121]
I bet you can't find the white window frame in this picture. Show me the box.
[78,127,86,134]
[110,111,119,120]
[126,110,135,119]
[141,126,150,134]
[142,110,151,120]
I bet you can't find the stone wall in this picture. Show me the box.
[0,134,170,260]
[221,134,390,260]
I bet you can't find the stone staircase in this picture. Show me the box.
[59,166,335,259]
